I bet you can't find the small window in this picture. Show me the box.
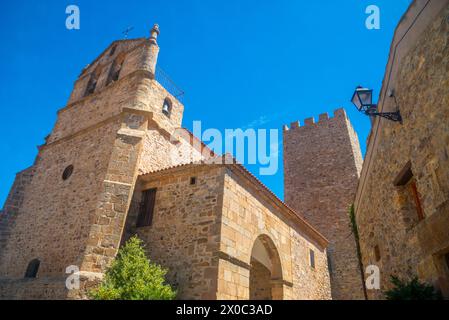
[136,188,157,228]
[62,165,74,181]
[25,259,40,278]
[393,161,413,187]
[162,98,172,117]
[394,161,425,222]
[309,249,315,269]
[374,245,381,262]
[190,177,197,185]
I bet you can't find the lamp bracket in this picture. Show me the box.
[365,104,402,123]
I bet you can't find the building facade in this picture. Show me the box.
[283,110,366,300]
[354,0,449,299]
[0,25,331,300]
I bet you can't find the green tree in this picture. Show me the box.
[385,276,442,300]
[89,236,176,300]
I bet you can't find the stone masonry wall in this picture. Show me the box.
[138,128,205,175]
[0,119,121,279]
[249,259,272,300]
[50,40,179,145]
[0,36,182,299]
[355,2,449,299]
[283,109,365,300]
[0,167,35,262]
[217,167,331,300]
[123,165,224,299]
[67,39,146,105]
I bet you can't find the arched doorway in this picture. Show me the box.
[249,234,283,300]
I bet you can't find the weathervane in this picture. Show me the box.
[122,26,134,39]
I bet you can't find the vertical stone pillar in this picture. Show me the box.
[271,280,284,300]
[80,111,147,275]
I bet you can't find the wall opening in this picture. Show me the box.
[84,66,102,97]
[374,245,381,262]
[249,234,283,300]
[107,53,125,85]
[394,161,425,228]
[24,259,40,278]
[309,249,316,269]
[109,45,117,56]
[162,98,172,117]
[62,165,74,181]
[136,188,157,228]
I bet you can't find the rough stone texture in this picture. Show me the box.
[138,128,205,175]
[0,36,198,299]
[0,28,332,300]
[122,165,223,299]
[123,164,331,300]
[67,39,147,105]
[0,119,120,278]
[354,1,449,299]
[249,259,272,300]
[283,109,365,300]
[0,277,69,300]
[0,167,35,261]
[217,167,331,300]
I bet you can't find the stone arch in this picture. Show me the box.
[249,234,283,300]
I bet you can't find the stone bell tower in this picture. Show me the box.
[283,109,366,300]
[0,24,186,299]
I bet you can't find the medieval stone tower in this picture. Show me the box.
[283,109,365,300]
[0,24,199,298]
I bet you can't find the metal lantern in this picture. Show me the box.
[351,86,373,112]
[350,85,402,123]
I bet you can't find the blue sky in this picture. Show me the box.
[0,0,412,205]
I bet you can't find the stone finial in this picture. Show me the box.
[150,24,160,44]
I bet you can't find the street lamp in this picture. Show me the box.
[351,86,402,123]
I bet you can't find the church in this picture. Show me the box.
[0,23,367,300]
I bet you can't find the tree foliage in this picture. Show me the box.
[385,276,442,300]
[89,236,176,300]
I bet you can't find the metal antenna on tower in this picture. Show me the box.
[122,26,134,39]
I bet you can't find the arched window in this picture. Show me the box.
[109,45,117,56]
[24,259,40,278]
[162,98,172,117]
[107,54,125,85]
[84,66,102,97]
